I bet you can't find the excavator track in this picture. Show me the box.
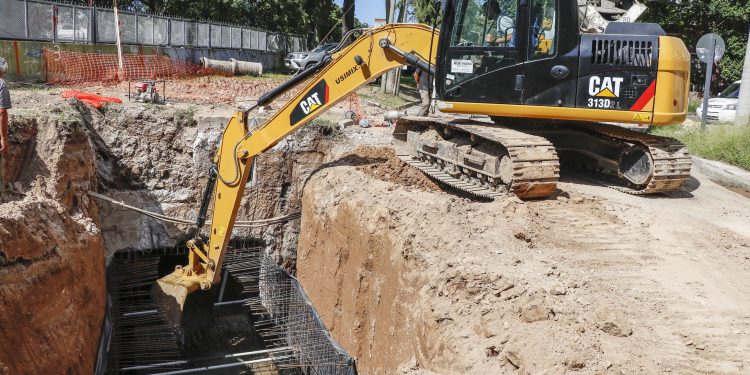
[567,123,692,195]
[394,117,560,200]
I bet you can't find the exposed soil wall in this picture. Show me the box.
[0,104,106,374]
[297,148,750,374]
[80,103,337,263]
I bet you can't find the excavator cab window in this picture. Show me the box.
[529,0,557,59]
[441,0,527,104]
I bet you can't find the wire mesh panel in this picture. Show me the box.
[56,6,75,41]
[75,8,91,42]
[170,20,185,46]
[257,30,267,51]
[267,33,279,52]
[242,29,253,50]
[96,9,116,42]
[231,27,242,49]
[210,24,221,47]
[154,18,168,45]
[196,23,209,47]
[0,0,27,39]
[119,12,137,44]
[27,1,53,40]
[221,25,231,48]
[137,15,154,45]
[253,253,357,375]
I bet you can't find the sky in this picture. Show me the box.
[333,0,386,27]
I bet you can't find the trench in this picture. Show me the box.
[85,103,358,374]
[0,100,358,375]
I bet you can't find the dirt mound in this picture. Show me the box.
[337,146,440,192]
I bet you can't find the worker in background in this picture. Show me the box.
[483,0,515,47]
[413,67,431,116]
[0,57,11,195]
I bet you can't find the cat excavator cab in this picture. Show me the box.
[153,0,691,341]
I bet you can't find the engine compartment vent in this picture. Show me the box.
[591,39,653,67]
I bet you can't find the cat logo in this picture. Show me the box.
[290,80,330,126]
[300,93,323,114]
[589,76,624,98]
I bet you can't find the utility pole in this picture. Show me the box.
[381,0,398,93]
[734,26,750,126]
[113,0,124,78]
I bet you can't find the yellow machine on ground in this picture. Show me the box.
[153,0,692,340]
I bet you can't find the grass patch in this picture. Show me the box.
[687,99,700,114]
[400,75,417,88]
[650,124,750,170]
[357,88,411,109]
[237,72,291,81]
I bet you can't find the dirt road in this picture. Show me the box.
[298,147,750,374]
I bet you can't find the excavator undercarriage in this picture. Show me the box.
[395,117,691,199]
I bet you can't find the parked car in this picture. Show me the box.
[696,80,741,122]
[284,43,338,73]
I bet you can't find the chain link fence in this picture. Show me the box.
[0,0,306,53]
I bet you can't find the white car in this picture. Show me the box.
[696,81,740,122]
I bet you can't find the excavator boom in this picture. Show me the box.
[152,24,440,335]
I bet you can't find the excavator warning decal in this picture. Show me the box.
[290,80,330,126]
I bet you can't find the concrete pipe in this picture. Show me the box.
[200,57,236,74]
[229,58,263,76]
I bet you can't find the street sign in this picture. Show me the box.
[697,33,726,130]
[696,33,725,64]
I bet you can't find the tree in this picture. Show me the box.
[641,0,750,90]
[412,0,440,24]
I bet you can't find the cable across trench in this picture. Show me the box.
[87,191,301,227]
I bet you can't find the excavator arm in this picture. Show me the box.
[152,24,439,335]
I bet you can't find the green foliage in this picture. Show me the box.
[687,98,700,114]
[650,124,750,170]
[641,0,750,84]
[412,0,441,24]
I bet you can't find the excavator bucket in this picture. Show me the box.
[151,278,216,348]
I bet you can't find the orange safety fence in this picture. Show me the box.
[44,49,232,85]
[61,90,123,108]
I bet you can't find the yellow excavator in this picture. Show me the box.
[153,0,692,340]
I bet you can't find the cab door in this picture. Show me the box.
[437,0,529,105]
[522,0,580,107]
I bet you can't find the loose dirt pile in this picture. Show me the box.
[297,147,750,374]
[337,146,440,192]
[0,105,106,374]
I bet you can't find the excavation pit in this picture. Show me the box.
[100,243,356,375]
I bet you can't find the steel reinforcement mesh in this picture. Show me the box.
[99,244,356,374]
[256,257,357,375]
[43,49,232,85]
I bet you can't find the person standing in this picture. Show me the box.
[413,67,431,116]
[0,57,11,195]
